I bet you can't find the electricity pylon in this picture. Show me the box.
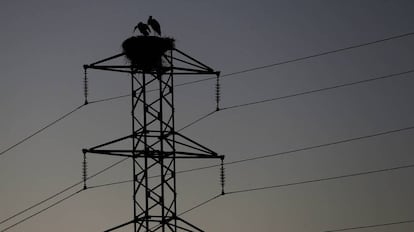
[82,36,224,232]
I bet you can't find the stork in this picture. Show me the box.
[134,22,151,36]
[147,16,161,36]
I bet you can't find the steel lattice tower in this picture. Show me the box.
[82,36,223,232]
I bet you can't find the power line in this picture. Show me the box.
[88,93,130,104]
[221,69,414,110]
[175,68,414,132]
[324,219,414,232]
[165,164,414,231]
[177,110,217,132]
[0,104,84,158]
[0,157,129,226]
[224,125,414,166]
[0,180,79,225]
[86,179,132,190]
[0,93,122,159]
[178,124,414,174]
[170,31,414,88]
[178,194,222,216]
[219,31,414,79]
[149,163,414,223]
[0,92,127,159]
[225,163,414,195]
[169,67,414,135]
[0,189,82,232]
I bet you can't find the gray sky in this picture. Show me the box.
[1,1,414,231]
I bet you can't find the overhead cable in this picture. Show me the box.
[221,69,414,110]
[323,219,414,232]
[0,190,82,232]
[0,158,128,226]
[225,163,414,195]
[0,104,84,158]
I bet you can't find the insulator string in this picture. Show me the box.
[220,158,225,195]
[215,74,221,111]
[83,66,89,105]
[83,151,87,190]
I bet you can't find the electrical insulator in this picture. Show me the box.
[215,75,221,111]
[83,66,89,105]
[220,158,225,195]
[83,152,87,190]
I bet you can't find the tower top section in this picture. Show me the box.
[84,16,219,76]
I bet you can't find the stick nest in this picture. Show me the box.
[122,36,175,72]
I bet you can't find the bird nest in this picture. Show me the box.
[122,36,175,72]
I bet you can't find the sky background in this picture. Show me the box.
[1,0,414,231]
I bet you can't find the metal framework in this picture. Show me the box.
[83,47,223,232]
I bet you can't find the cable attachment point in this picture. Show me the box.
[215,74,221,111]
[82,151,88,190]
[220,158,225,195]
[83,66,89,105]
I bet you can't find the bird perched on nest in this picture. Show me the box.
[147,16,161,36]
[134,22,151,36]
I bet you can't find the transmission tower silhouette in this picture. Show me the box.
[82,34,224,232]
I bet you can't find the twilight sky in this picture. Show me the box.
[1,1,414,231]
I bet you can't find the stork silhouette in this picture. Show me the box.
[134,22,151,36]
[147,16,161,36]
